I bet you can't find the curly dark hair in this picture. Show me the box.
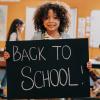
[34,3,70,34]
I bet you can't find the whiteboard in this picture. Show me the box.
[67,8,77,38]
[25,8,77,40]
[25,7,36,40]
[90,10,100,48]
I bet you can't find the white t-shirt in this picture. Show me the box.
[9,32,18,41]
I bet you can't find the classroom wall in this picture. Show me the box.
[0,0,100,58]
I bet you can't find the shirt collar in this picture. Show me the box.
[44,32,62,40]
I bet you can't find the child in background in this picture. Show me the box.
[4,18,24,59]
[1,18,24,98]
[7,18,24,41]
[87,62,100,97]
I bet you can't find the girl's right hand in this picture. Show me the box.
[3,51,10,60]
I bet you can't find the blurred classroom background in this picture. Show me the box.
[0,0,100,98]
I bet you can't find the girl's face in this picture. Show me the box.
[17,24,25,33]
[43,9,60,33]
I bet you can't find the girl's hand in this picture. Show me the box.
[3,51,10,60]
[87,61,92,71]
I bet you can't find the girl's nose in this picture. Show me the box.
[48,17,54,22]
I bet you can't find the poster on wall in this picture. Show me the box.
[90,10,100,48]
[78,18,86,38]
[0,6,8,41]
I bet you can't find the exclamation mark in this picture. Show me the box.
[81,65,84,85]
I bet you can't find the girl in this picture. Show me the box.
[4,18,24,59]
[1,18,24,97]
[7,18,24,41]
[33,2,92,100]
